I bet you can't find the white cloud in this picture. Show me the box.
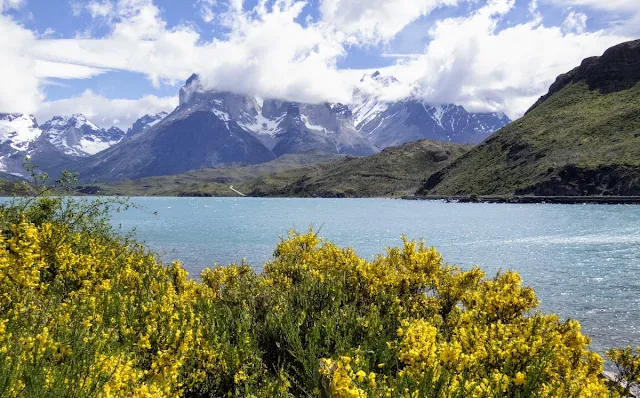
[87,0,115,18]
[377,0,630,118]
[562,11,587,34]
[36,90,178,130]
[319,0,466,44]
[194,0,351,104]
[541,0,640,34]
[198,0,217,23]
[0,0,24,11]
[0,14,42,114]
[34,60,109,79]
[27,0,352,104]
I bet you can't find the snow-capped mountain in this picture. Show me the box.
[177,74,375,156]
[0,114,42,174]
[352,72,511,147]
[0,113,125,176]
[126,112,169,137]
[40,115,125,157]
[50,72,510,182]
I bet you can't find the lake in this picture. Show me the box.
[108,197,640,354]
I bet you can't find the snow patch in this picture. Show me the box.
[0,114,41,151]
[79,137,116,155]
[352,99,388,128]
[239,113,282,136]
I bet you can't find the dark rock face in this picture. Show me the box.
[528,39,640,113]
[144,111,275,177]
[516,165,640,196]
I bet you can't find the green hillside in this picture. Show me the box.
[246,140,469,197]
[418,39,640,196]
[78,153,345,196]
[85,140,469,198]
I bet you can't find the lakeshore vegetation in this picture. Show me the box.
[1,191,639,397]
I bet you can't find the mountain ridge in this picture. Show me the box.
[417,39,640,197]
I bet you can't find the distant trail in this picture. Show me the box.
[229,186,246,197]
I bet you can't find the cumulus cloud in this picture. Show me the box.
[30,0,201,87]
[29,0,351,104]
[36,90,178,130]
[0,13,42,114]
[375,0,629,118]
[319,0,467,44]
[541,0,640,34]
[194,0,351,103]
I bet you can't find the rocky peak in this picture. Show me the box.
[528,39,640,113]
[179,73,202,106]
[127,112,169,137]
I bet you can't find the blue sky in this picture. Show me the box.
[0,0,637,129]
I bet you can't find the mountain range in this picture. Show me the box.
[0,72,509,182]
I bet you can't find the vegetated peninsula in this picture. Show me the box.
[246,139,469,198]
[417,39,640,197]
[77,140,469,198]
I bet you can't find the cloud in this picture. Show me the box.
[34,60,109,79]
[0,0,24,11]
[0,13,42,114]
[319,0,467,44]
[36,90,178,130]
[198,0,217,23]
[29,0,201,87]
[374,0,630,118]
[541,0,640,34]
[194,0,351,104]
[28,0,352,104]
[562,11,587,34]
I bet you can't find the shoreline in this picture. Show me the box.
[404,195,640,205]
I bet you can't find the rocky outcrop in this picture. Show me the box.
[528,39,640,113]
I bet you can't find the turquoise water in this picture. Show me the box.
[108,198,637,353]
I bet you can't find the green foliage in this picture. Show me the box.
[79,153,345,197]
[79,140,468,198]
[247,140,470,198]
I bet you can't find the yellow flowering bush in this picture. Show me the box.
[0,193,636,397]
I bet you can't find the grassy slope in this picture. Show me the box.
[0,173,32,196]
[81,153,345,196]
[84,140,470,198]
[418,80,640,196]
[246,140,470,198]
